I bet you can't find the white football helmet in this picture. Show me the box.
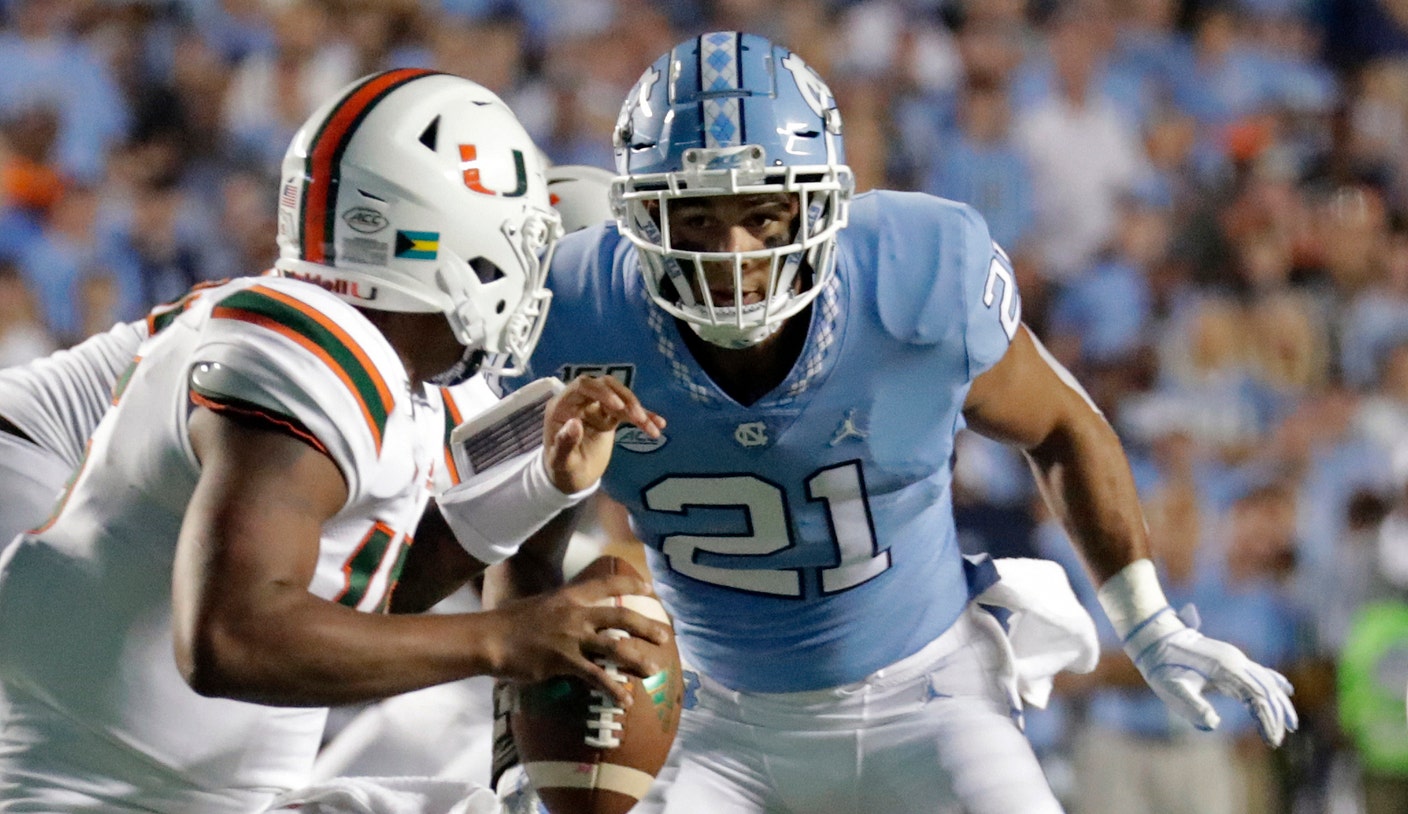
[545,164,616,233]
[613,32,854,348]
[274,69,562,378]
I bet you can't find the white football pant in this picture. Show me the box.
[637,608,1064,814]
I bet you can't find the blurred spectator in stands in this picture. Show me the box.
[95,172,223,322]
[1245,289,1330,425]
[892,3,1026,189]
[1012,0,1150,128]
[923,75,1035,253]
[185,0,275,65]
[0,259,54,367]
[1015,3,1149,287]
[0,103,63,213]
[222,0,356,168]
[1221,387,1397,652]
[14,184,107,342]
[1353,61,1408,206]
[337,0,428,75]
[1211,150,1318,295]
[1110,0,1188,105]
[1142,105,1202,212]
[1356,337,1408,486]
[1337,212,1408,393]
[1168,2,1280,178]
[831,72,892,192]
[73,270,121,342]
[0,0,128,184]
[1316,184,1392,305]
[202,167,277,280]
[1046,180,1167,380]
[429,8,554,146]
[431,6,529,96]
[1124,295,1263,461]
[1320,0,1408,71]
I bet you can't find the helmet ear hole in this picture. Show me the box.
[495,300,506,314]
[470,257,506,284]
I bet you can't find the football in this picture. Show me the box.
[508,555,683,814]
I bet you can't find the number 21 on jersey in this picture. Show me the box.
[642,460,891,597]
[984,243,1020,340]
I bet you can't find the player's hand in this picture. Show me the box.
[542,374,665,493]
[480,572,673,706]
[1126,604,1298,746]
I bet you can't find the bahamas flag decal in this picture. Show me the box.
[394,230,439,260]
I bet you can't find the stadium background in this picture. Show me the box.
[0,0,1406,811]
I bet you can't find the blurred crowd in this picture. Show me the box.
[0,0,1406,811]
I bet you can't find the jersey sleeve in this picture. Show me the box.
[961,237,1021,378]
[187,282,400,500]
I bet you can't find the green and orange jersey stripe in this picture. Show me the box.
[335,521,398,609]
[210,284,395,452]
[439,386,465,486]
[29,440,92,535]
[299,69,440,264]
[110,356,141,406]
[375,534,415,613]
[145,278,232,336]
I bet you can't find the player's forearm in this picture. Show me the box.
[389,505,485,614]
[176,589,504,706]
[1025,414,1151,583]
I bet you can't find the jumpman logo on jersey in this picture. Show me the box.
[734,421,769,448]
[828,408,869,446]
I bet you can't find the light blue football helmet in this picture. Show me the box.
[612,32,855,348]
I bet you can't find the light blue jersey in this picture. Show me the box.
[505,191,1020,692]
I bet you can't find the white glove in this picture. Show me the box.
[1097,559,1297,747]
[1125,604,1298,746]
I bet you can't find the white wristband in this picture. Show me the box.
[1096,559,1172,641]
[435,448,599,565]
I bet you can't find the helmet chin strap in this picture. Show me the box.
[428,347,487,387]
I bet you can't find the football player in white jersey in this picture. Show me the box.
[0,72,671,814]
[490,33,1300,813]
[307,164,625,787]
[0,319,147,549]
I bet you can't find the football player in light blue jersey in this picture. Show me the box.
[493,32,1298,813]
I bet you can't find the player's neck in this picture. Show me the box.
[357,309,460,387]
[677,307,810,407]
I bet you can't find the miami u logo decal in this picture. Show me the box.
[459,144,527,197]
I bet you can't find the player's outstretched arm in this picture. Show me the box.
[962,325,1298,746]
[171,408,671,708]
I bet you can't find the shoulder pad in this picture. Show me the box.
[854,191,994,345]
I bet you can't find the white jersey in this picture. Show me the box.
[0,276,444,813]
[0,283,223,549]
[0,319,147,471]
